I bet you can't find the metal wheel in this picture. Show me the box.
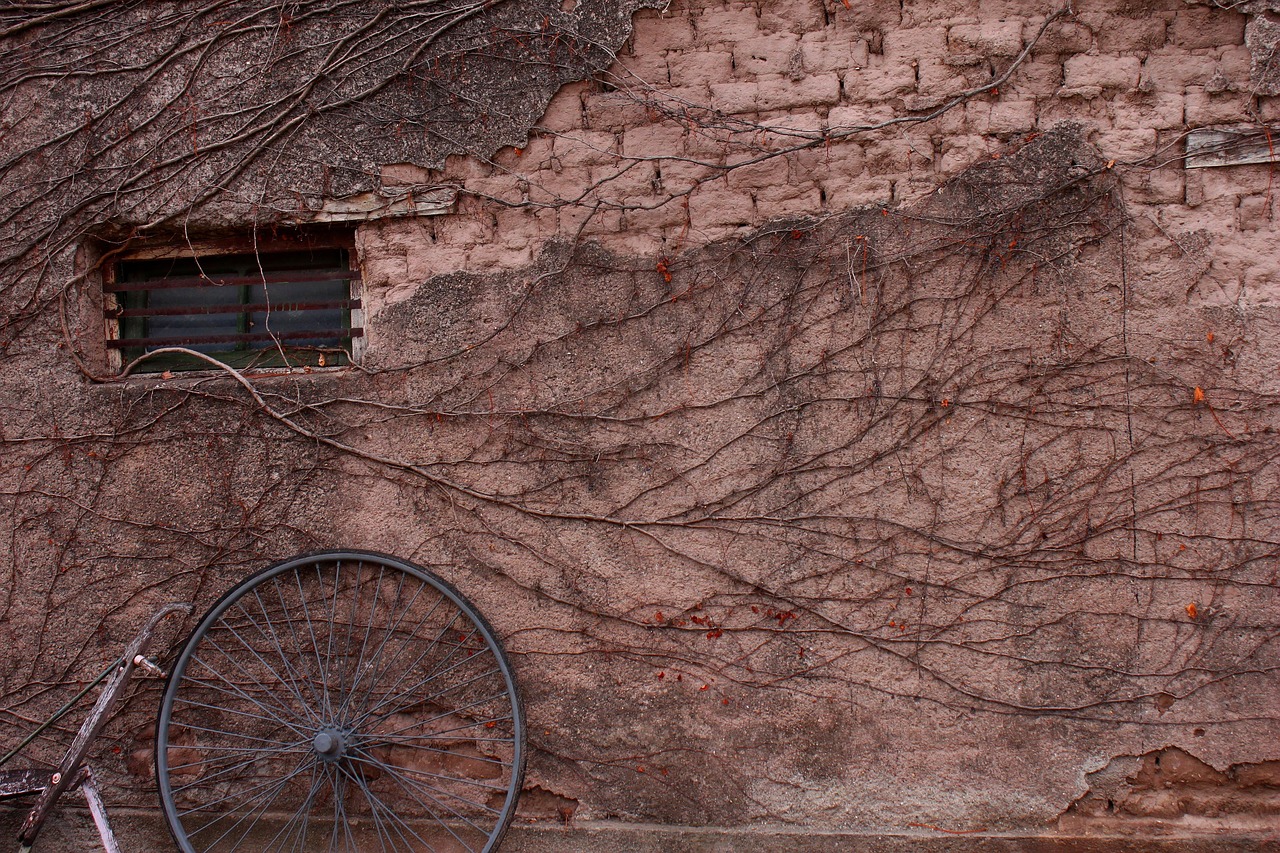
[156,551,525,852]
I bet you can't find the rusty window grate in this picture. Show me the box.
[105,246,361,373]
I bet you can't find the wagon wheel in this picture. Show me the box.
[157,551,525,852]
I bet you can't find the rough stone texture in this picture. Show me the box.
[1,0,1279,850]
[1246,8,1280,94]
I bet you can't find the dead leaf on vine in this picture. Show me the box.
[1192,386,1205,405]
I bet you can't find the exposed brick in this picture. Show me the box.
[737,73,841,112]
[1184,166,1204,207]
[624,197,689,231]
[757,0,827,35]
[820,174,894,211]
[1260,95,1280,122]
[616,44,669,82]
[687,179,756,228]
[1063,54,1141,90]
[491,135,552,170]
[1030,20,1094,57]
[1184,86,1251,126]
[1037,90,1109,127]
[462,241,535,269]
[1004,60,1065,98]
[495,207,551,250]
[1243,259,1280,306]
[552,130,620,168]
[1118,164,1184,205]
[759,110,826,136]
[430,213,492,248]
[536,83,587,132]
[599,231,665,257]
[1198,163,1270,205]
[733,34,801,77]
[901,0,976,27]
[1142,52,1224,90]
[1236,194,1274,231]
[594,160,658,204]
[655,159,716,194]
[631,9,695,53]
[1097,17,1166,54]
[1170,6,1246,50]
[1094,128,1158,161]
[828,103,901,131]
[843,63,917,101]
[693,7,760,47]
[462,173,522,204]
[667,49,734,88]
[800,33,871,73]
[584,91,651,131]
[439,152,494,180]
[896,175,945,204]
[621,123,686,158]
[863,137,913,174]
[795,139,865,183]
[949,21,1024,58]
[709,79,759,114]
[558,205,622,238]
[883,25,948,63]
[917,60,969,100]
[1108,91,1184,131]
[724,154,790,191]
[754,184,823,217]
[1217,45,1252,85]
[830,0,901,31]
[968,99,1038,134]
[526,166,593,206]
[936,135,990,173]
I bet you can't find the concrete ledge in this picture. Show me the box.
[3,806,1276,851]
[505,821,1280,852]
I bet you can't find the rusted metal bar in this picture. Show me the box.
[106,268,358,291]
[109,298,361,318]
[107,328,363,348]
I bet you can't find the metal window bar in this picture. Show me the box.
[106,249,361,371]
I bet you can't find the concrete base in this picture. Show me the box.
[3,805,1277,851]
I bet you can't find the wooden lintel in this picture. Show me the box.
[301,185,457,222]
[1185,126,1280,169]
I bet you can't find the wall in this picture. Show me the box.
[0,0,1277,848]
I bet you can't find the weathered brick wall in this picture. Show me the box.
[346,0,1280,841]
[360,0,1277,332]
[1,1,1277,848]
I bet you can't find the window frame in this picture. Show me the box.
[102,229,363,376]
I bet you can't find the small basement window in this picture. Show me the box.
[104,238,361,373]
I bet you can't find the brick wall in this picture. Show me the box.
[360,0,1276,330]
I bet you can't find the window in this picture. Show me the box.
[104,235,362,373]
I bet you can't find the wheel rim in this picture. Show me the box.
[157,551,525,852]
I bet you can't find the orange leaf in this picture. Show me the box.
[1192,386,1205,405]
[1206,332,1215,343]
[1186,602,1198,619]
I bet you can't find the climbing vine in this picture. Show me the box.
[0,0,1276,834]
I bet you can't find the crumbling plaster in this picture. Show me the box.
[0,0,1277,847]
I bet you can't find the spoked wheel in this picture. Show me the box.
[157,551,525,852]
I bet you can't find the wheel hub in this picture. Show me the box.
[312,727,348,762]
